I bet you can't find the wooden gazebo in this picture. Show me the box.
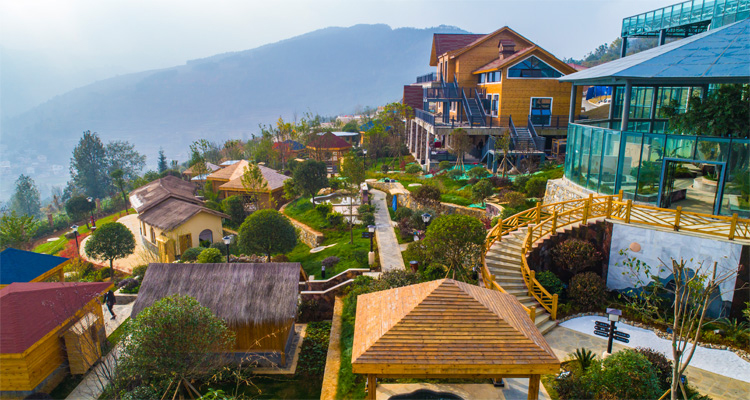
[352,279,560,400]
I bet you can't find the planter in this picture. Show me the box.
[693,176,718,193]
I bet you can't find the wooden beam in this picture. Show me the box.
[367,375,376,400]
[528,374,540,400]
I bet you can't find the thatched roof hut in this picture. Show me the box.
[131,263,300,364]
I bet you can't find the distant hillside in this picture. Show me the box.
[0,24,467,198]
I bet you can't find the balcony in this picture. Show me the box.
[416,72,437,84]
[621,0,749,38]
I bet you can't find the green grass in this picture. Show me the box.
[32,208,135,255]
[107,318,131,346]
[440,193,472,206]
[336,294,366,400]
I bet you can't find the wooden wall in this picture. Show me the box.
[0,299,104,392]
[231,319,294,358]
[454,30,533,89]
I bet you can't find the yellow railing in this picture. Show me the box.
[482,191,750,322]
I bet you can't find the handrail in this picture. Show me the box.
[475,89,488,118]
[527,116,545,153]
[481,190,750,322]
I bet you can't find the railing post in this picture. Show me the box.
[625,199,633,223]
[618,189,624,202]
[606,196,613,218]
[528,270,535,297]
[552,211,558,233]
[529,305,537,324]
[729,213,738,240]
[535,202,542,224]
[583,194,593,224]
[674,206,682,231]
[552,294,558,320]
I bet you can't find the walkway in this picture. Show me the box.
[370,190,405,271]
[321,296,344,400]
[80,213,155,274]
[544,326,750,400]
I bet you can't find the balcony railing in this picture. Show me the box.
[416,72,437,83]
[530,115,588,129]
[620,0,749,37]
[415,109,435,126]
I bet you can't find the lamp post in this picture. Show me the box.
[223,235,234,263]
[362,148,368,170]
[70,225,80,256]
[86,197,96,230]
[421,212,432,227]
[606,308,622,354]
[367,225,376,266]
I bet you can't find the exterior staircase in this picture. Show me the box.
[464,97,485,126]
[484,226,557,334]
[513,127,538,152]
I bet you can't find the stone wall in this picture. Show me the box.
[279,202,325,248]
[543,177,597,204]
[369,180,487,220]
[299,280,354,321]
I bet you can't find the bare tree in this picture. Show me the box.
[451,128,471,172]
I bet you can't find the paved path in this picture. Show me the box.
[544,327,749,400]
[80,214,155,274]
[370,190,405,271]
[321,296,344,400]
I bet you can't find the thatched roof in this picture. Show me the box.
[219,164,290,191]
[307,131,352,150]
[207,160,248,181]
[183,162,221,176]
[129,175,200,214]
[138,198,228,231]
[131,263,299,326]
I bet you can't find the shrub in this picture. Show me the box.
[359,212,375,227]
[411,185,442,206]
[513,174,531,191]
[467,166,489,179]
[328,177,341,191]
[352,249,369,266]
[326,212,344,228]
[376,270,421,290]
[296,321,331,378]
[487,175,512,188]
[118,277,138,290]
[586,350,662,400]
[553,365,590,400]
[471,179,494,205]
[358,204,375,214]
[438,161,451,171]
[394,207,413,221]
[552,239,602,274]
[181,247,203,262]
[322,256,340,269]
[380,164,389,173]
[446,169,463,180]
[197,248,224,263]
[525,176,548,198]
[272,254,289,262]
[502,191,526,208]
[635,347,673,390]
[132,265,148,279]
[221,195,245,227]
[569,272,607,311]
[537,271,564,295]
[405,164,422,174]
[209,241,226,251]
[571,348,596,371]
[315,202,333,216]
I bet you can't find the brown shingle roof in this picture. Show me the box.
[129,176,199,214]
[307,132,352,150]
[183,162,221,176]
[131,263,299,326]
[219,164,290,191]
[430,34,486,66]
[207,160,248,181]
[352,279,559,376]
[472,46,535,73]
[138,198,228,231]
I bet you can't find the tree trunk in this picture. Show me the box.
[120,188,129,215]
[349,196,354,244]
[109,259,115,283]
[267,252,271,262]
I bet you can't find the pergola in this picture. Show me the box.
[560,18,749,131]
[352,279,560,400]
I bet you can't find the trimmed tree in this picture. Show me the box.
[471,179,494,206]
[422,214,485,279]
[65,195,96,227]
[291,160,328,202]
[238,209,297,261]
[84,222,135,282]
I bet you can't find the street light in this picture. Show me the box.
[367,225,376,266]
[86,197,96,230]
[223,235,234,263]
[362,148,368,170]
[421,213,432,226]
[70,225,80,255]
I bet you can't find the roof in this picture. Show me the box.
[307,131,353,150]
[329,131,360,137]
[273,140,305,151]
[448,27,534,61]
[559,19,750,86]
[138,197,228,231]
[1,282,112,354]
[207,160,249,181]
[220,160,242,166]
[183,162,221,176]
[567,62,588,71]
[131,263,299,326]
[430,33,486,66]
[219,164,290,191]
[0,248,68,285]
[352,279,559,376]
[129,175,200,214]
[472,45,577,75]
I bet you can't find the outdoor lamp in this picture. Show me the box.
[421,213,432,225]
[607,308,622,322]
[70,225,80,255]
[223,235,234,263]
[367,225,376,252]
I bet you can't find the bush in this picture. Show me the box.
[569,272,607,311]
[132,265,148,279]
[358,204,376,214]
[411,185,442,206]
[181,247,203,262]
[537,271,564,295]
[209,241,226,251]
[352,249,369,266]
[322,256,340,269]
[118,278,141,294]
[635,347,673,390]
[296,321,331,378]
[197,248,224,263]
[502,191,526,208]
[467,166,489,179]
[328,177,341,191]
[525,176,548,198]
[380,164,389,173]
[221,196,245,227]
[514,174,531,191]
[272,254,289,262]
[326,212,344,228]
[394,207,413,221]
[586,350,662,399]
[487,176,512,188]
[552,239,602,274]
[359,212,375,227]
[315,202,333,216]
[447,169,463,180]
[438,161,451,171]
[405,164,422,174]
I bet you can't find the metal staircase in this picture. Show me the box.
[484,227,556,334]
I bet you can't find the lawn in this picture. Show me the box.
[32,209,135,255]
[284,198,371,277]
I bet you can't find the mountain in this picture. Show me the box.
[0,24,468,199]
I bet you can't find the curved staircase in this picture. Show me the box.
[484,227,556,334]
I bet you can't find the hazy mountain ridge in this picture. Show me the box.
[0,24,468,199]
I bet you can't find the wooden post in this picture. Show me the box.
[367,375,376,400]
[58,268,65,283]
[528,270,535,297]
[552,294,558,320]
[625,200,633,223]
[729,213,738,240]
[535,202,542,224]
[529,305,536,323]
[618,189,623,202]
[528,375,541,400]
[674,206,682,231]
[606,197,613,218]
[552,211,558,233]
[582,194,592,224]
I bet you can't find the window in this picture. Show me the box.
[508,56,563,78]
[150,227,155,243]
[478,73,485,84]
[478,71,501,84]
[530,97,553,125]
[492,94,499,117]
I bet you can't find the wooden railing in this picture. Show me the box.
[482,191,750,322]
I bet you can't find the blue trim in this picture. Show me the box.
[658,157,728,215]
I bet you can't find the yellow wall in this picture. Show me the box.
[140,211,224,255]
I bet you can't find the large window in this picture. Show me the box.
[477,71,501,84]
[530,97,552,125]
[508,56,563,78]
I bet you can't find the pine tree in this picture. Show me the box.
[157,148,168,173]
[10,175,42,218]
[70,131,110,198]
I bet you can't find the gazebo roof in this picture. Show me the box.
[0,248,68,285]
[559,19,750,86]
[352,279,559,377]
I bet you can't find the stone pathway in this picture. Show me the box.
[544,327,750,400]
[80,214,154,274]
[321,296,344,400]
[370,190,405,271]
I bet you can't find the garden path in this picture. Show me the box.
[544,326,750,400]
[370,190,405,271]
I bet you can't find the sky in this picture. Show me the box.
[1,0,680,73]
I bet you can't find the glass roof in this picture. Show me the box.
[560,19,749,85]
